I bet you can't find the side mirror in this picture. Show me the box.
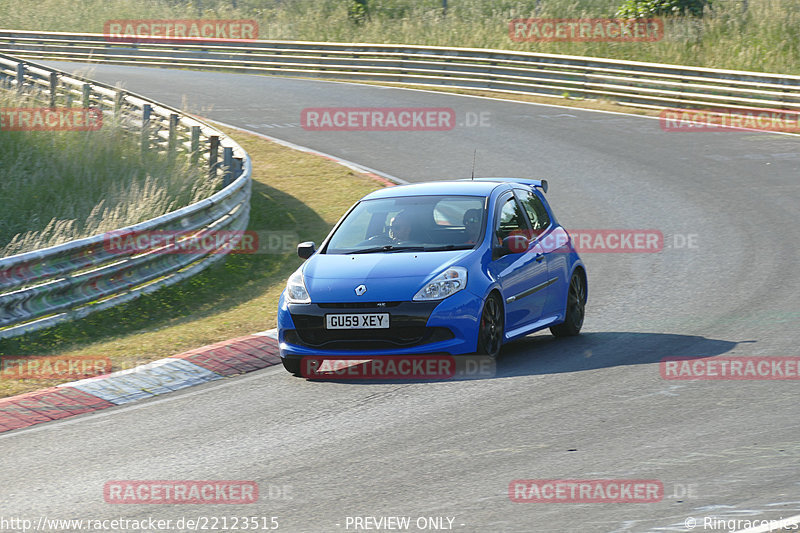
[498,234,529,256]
[297,241,316,259]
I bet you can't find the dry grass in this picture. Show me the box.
[0,88,217,257]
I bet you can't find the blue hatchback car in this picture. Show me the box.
[277,178,587,375]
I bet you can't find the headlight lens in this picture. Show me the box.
[413,267,467,301]
[285,269,311,304]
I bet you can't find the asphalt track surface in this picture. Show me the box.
[1,62,799,533]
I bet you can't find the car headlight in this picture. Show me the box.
[285,269,311,304]
[413,267,467,301]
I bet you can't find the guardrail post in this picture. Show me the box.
[209,135,220,179]
[15,63,24,92]
[168,113,179,159]
[141,104,152,155]
[49,72,58,107]
[190,126,201,163]
[233,157,243,180]
[222,146,233,186]
[82,84,91,108]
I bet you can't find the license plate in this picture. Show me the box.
[325,313,390,329]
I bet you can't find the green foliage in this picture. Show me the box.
[616,0,712,18]
[348,0,369,24]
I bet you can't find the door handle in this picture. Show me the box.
[535,253,544,262]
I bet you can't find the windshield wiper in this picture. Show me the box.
[345,244,474,254]
[422,244,475,251]
[347,245,427,254]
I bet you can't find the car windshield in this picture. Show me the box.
[325,195,486,254]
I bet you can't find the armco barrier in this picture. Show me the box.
[0,30,799,112]
[0,52,251,339]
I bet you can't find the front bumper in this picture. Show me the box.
[277,289,483,358]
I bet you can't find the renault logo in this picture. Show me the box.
[355,284,367,296]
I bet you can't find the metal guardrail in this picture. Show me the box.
[0,51,251,339]
[0,29,799,112]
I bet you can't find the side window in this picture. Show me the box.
[495,195,529,243]
[517,190,551,233]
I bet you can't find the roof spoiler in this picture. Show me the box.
[468,177,549,193]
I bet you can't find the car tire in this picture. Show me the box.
[477,292,504,359]
[282,357,302,376]
[550,271,586,337]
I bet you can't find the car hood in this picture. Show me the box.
[303,251,468,302]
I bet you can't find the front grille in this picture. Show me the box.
[286,301,453,350]
[317,302,402,309]
[285,327,453,350]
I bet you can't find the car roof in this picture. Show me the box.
[362,180,509,200]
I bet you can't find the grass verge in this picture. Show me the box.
[0,123,385,398]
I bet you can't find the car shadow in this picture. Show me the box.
[495,331,741,378]
[299,331,741,384]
